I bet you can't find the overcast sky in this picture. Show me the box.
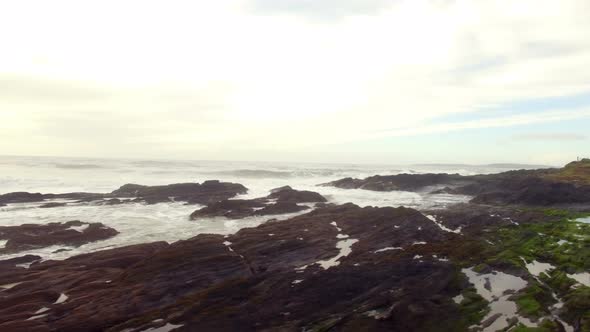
[1,0,589,165]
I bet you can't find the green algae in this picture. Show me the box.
[511,319,559,332]
[562,286,590,331]
[481,212,590,273]
[546,159,590,185]
[539,270,577,296]
[457,288,490,326]
[514,283,555,318]
[443,208,590,331]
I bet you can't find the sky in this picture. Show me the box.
[1,0,589,166]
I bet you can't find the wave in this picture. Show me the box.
[54,163,104,169]
[215,169,294,178]
[129,160,201,168]
[212,168,362,179]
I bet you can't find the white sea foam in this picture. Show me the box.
[424,214,462,234]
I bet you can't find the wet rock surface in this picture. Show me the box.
[111,180,248,205]
[0,180,249,208]
[322,166,590,207]
[0,204,468,332]
[321,173,467,192]
[0,200,588,331]
[0,221,119,254]
[0,192,44,205]
[190,186,325,220]
[266,185,327,203]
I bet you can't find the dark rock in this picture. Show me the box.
[1,181,250,208]
[190,199,267,219]
[0,192,44,204]
[44,192,106,202]
[470,177,590,206]
[39,202,67,209]
[3,199,578,331]
[256,201,309,215]
[0,255,41,268]
[103,198,123,205]
[323,165,590,207]
[270,185,292,193]
[480,313,502,328]
[0,221,118,254]
[190,187,326,220]
[0,204,460,332]
[111,180,248,205]
[267,186,327,203]
[321,174,467,192]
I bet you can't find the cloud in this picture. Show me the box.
[0,74,114,103]
[511,133,587,141]
[247,0,395,19]
[0,0,590,164]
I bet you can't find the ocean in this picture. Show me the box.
[0,155,550,261]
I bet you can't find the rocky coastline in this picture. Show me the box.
[0,161,589,331]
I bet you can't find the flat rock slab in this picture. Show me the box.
[0,221,118,255]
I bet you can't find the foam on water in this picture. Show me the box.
[424,214,462,234]
[0,200,310,261]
